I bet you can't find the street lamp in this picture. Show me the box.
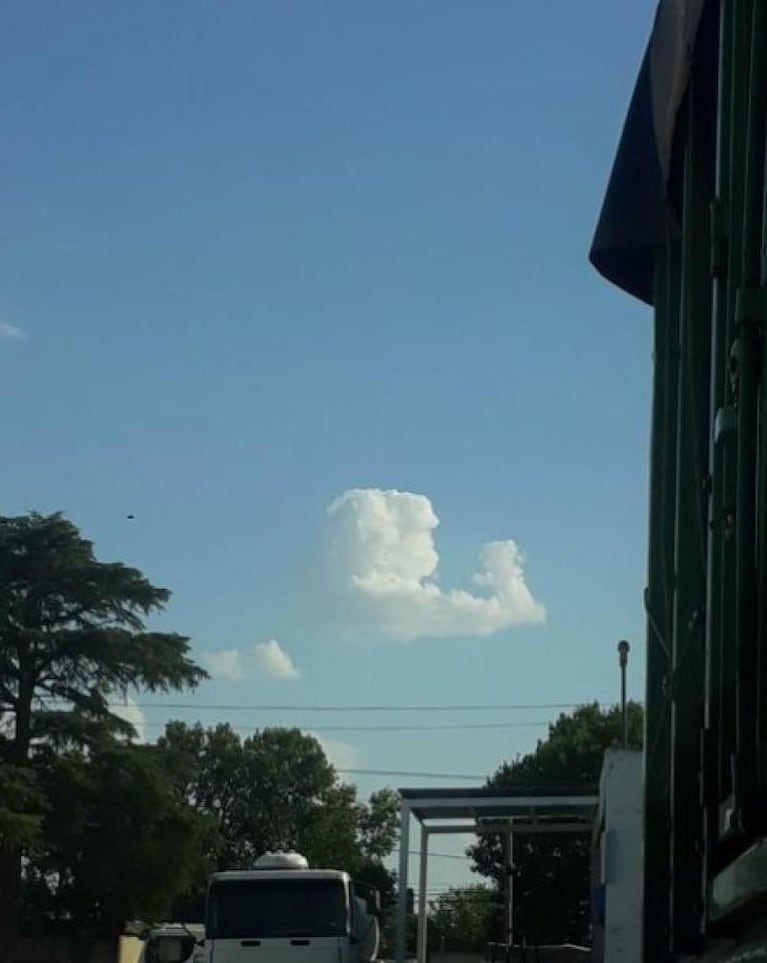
[618,640,630,747]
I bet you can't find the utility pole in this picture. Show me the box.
[618,639,630,747]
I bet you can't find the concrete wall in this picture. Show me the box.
[591,749,642,963]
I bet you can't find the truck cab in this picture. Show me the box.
[204,853,380,963]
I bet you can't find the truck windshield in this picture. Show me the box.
[207,878,348,939]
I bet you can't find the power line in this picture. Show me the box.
[425,891,499,898]
[409,850,470,861]
[99,700,621,713]
[337,767,484,781]
[140,720,550,733]
[337,768,592,784]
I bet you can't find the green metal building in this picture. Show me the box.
[591,1,767,960]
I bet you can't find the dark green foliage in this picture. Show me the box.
[157,722,401,871]
[23,742,212,956]
[157,722,399,919]
[0,511,206,956]
[0,764,42,845]
[0,512,204,767]
[429,885,497,952]
[469,702,644,945]
[358,789,400,862]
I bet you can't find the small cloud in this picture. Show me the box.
[252,639,301,679]
[205,648,243,681]
[113,697,147,744]
[325,488,545,641]
[0,321,27,342]
[205,639,301,681]
[313,735,361,771]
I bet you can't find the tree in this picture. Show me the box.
[358,788,400,862]
[159,724,339,867]
[0,764,41,848]
[157,722,400,918]
[355,786,400,950]
[0,512,205,956]
[469,702,644,946]
[22,742,213,961]
[158,721,247,869]
[429,885,497,952]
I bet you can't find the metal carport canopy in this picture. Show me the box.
[400,785,598,820]
[395,786,599,963]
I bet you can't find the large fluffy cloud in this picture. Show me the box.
[205,639,301,681]
[326,488,545,641]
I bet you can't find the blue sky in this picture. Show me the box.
[2,1,655,888]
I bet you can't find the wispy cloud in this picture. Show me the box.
[205,639,301,681]
[325,488,545,641]
[205,648,243,681]
[312,734,361,771]
[113,697,147,744]
[0,321,27,342]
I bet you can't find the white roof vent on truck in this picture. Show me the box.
[253,851,309,870]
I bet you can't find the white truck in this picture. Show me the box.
[204,852,381,963]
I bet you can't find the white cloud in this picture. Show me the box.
[205,648,243,681]
[325,488,545,641]
[113,697,147,743]
[314,735,361,771]
[253,639,301,679]
[205,639,301,681]
[0,321,27,342]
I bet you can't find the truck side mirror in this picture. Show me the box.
[352,881,382,917]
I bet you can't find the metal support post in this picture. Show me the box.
[507,825,514,950]
[396,803,410,963]
[417,827,429,963]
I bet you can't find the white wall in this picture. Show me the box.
[597,748,642,963]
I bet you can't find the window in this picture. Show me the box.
[207,878,348,939]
